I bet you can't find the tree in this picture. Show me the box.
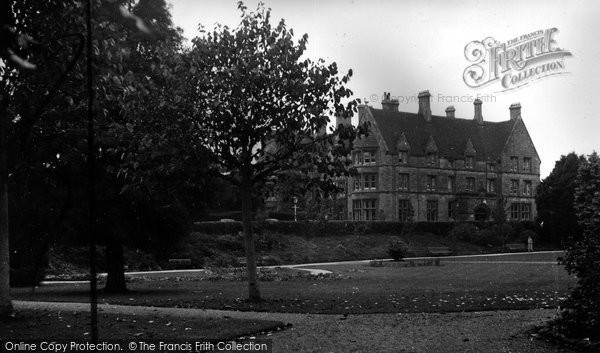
[90,0,189,293]
[186,2,367,301]
[4,0,202,296]
[0,0,43,316]
[555,152,600,339]
[536,153,585,245]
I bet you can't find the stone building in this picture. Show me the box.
[345,90,540,222]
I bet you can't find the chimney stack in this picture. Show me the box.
[381,92,399,112]
[509,103,521,120]
[418,90,432,122]
[473,98,483,125]
[445,105,456,118]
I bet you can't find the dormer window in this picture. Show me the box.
[465,156,474,169]
[427,153,437,166]
[352,151,363,165]
[399,151,409,164]
[363,151,376,164]
[397,132,411,164]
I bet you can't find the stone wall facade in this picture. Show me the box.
[346,92,540,222]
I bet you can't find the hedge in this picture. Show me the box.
[191,220,538,237]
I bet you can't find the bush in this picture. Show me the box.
[10,267,46,287]
[193,220,459,237]
[388,236,408,261]
[517,229,539,243]
[553,152,600,340]
[476,223,515,246]
[449,223,478,243]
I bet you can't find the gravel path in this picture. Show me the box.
[14,301,577,353]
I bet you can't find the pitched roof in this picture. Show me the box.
[367,107,516,161]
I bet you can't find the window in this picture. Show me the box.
[510,156,519,172]
[363,199,377,220]
[523,157,532,172]
[466,177,475,192]
[352,200,362,220]
[524,180,532,196]
[521,203,531,220]
[363,151,376,164]
[398,151,409,164]
[465,156,474,169]
[427,153,437,166]
[352,151,363,165]
[448,176,455,192]
[353,177,362,191]
[427,175,437,191]
[448,201,456,219]
[487,179,496,193]
[398,173,409,190]
[510,203,520,220]
[363,173,377,190]
[354,174,377,191]
[488,163,495,172]
[353,199,378,220]
[398,199,412,222]
[426,200,438,221]
[510,203,531,220]
[510,179,519,195]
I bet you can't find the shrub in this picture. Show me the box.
[517,229,539,243]
[449,223,478,243]
[10,267,46,287]
[476,223,515,246]
[388,236,408,261]
[553,152,600,340]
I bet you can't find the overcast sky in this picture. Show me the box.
[168,0,600,179]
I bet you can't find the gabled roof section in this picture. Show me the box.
[396,132,410,151]
[464,138,476,156]
[367,107,515,161]
[425,135,438,153]
[354,105,386,150]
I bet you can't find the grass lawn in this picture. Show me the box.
[12,253,575,315]
[0,309,283,340]
[438,251,564,262]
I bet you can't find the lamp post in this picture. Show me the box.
[292,197,298,222]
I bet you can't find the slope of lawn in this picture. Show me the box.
[13,253,575,315]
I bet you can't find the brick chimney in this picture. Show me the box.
[445,105,455,118]
[381,92,399,112]
[473,98,483,125]
[509,102,521,120]
[418,90,432,122]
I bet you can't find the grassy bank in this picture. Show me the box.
[14,252,573,315]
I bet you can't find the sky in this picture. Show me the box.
[168,0,600,179]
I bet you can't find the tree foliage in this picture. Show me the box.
[536,152,585,245]
[185,1,367,300]
[555,152,600,340]
[3,0,211,294]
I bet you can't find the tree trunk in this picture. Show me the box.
[241,182,260,301]
[104,233,127,293]
[0,96,13,315]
